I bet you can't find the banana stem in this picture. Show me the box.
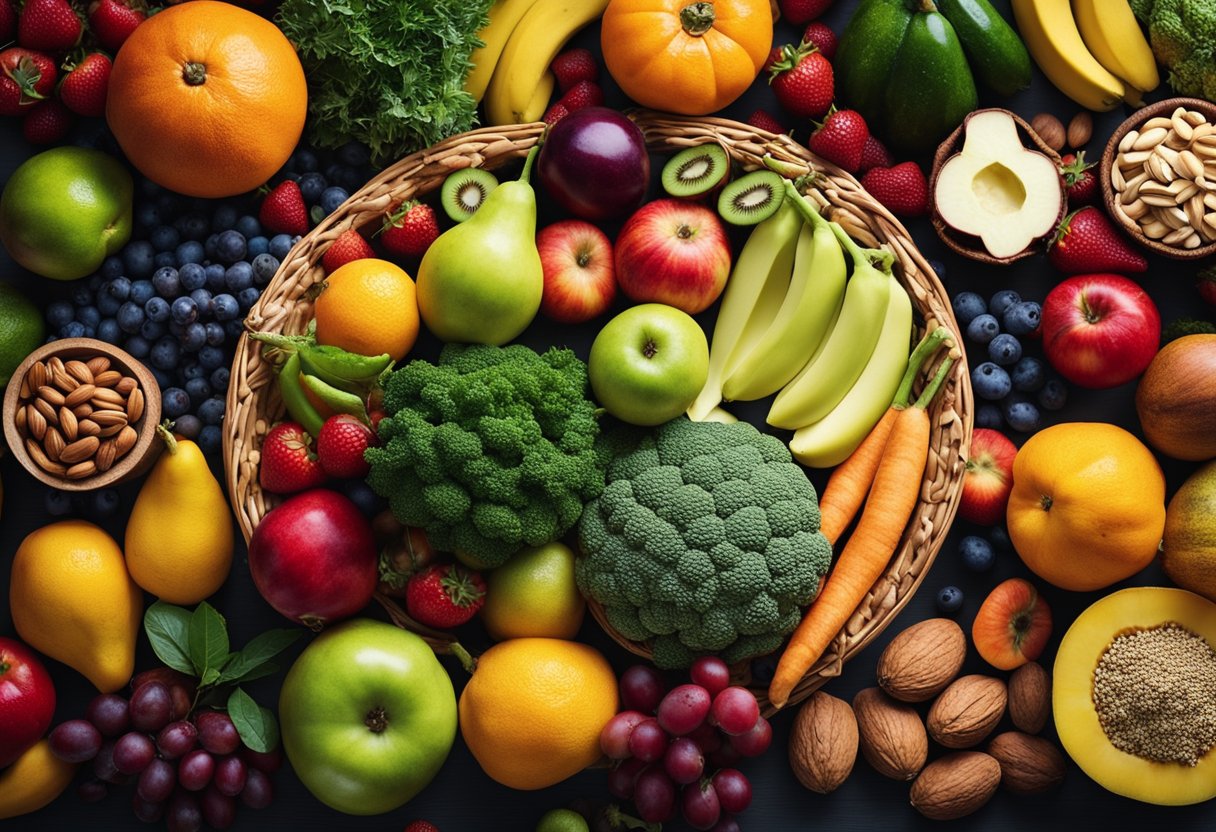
[914,351,958,410]
[894,326,952,409]
[783,180,893,273]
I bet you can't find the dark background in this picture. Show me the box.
[3,0,1215,829]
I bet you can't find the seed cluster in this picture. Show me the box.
[1092,623,1216,766]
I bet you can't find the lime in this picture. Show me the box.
[481,541,585,640]
[0,283,44,386]
[535,808,591,832]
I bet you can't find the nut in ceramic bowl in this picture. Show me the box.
[3,338,162,491]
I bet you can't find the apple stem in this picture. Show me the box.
[519,145,540,183]
[894,326,952,409]
[449,641,477,674]
[0,661,8,674]
[157,421,179,455]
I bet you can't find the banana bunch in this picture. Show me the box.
[468,0,609,126]
[1011,0,1158,111]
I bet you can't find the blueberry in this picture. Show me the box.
[97,292,122,316]
[176,265,204,294]
[337,141,371,168]
[268,234,295,260]
[988,333,1023,366]
[97,318,121,344]
[154,251,178,269]
[185,377,212,404]
[338,478,385,517]
[966,314,1001,345]
[86,489,120,521]
[972,362,1012,401]
[150,337,181,371]
[172,414,202,440]
[71,284,94,307]
[189,289,213,317]
[150,225,180,253]
[181,322,207,352]
[171,296,198,326]
[152,267,180,298]
[135,203,161,231]
[205,263,227,292]
[320,186,349,215]
[936,585,964,614]
[212,204,239,231]
[324,163,345,184]
[162,387,191,418]
[182,361,205,381]
[46,301,74,329]
[198,346,225,370]
[125,335,150,359]
[77,305,100,328]
[960,536,995,572]
[212,294,240,322]
[106,276,132,301]
[117,301,145,334]
[204,233,219,262]
[989,526,1012,552]
[175,240,206,267]
[205,322,225,348]
[252,254,279,285]
[144,296,170,323]
[129,279,155,305]
[1010,356,1046,392]
[123,241,156,278]
[989,289,1021,318]
[975,402,1004,429]
[45,488,73,517]
[1003,301,1042,336]
[1038,378,1068,411]
[336,167,364,193]
[61,321,86,338]
[951,291,986,327]
[247,235,269,258]
[155,192,181,217]
[81,326,96,338]
[197,396,225,426]
[1003,395,1041,433]
[198,425,222,455]
[235,215,262,239]
[290,148,318,172]
[215,229,247,264]
[149,367,173,390]
[928,259,947,280]
[140,319,166,342]
[224,320,245,342]
[167,321,185,339]
[210,366,230,391]
[100,255,124,280]
[298,172,328,204]
[224,262,254,292]
[237,287,261,312]
[175,212,210,242]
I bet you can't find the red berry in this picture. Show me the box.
[1048,206,1148,274]
[860,161,929,218]
[58,51,111,118]
[0,47,56,117]
[316,413,375,479]
[21,96,71,144]
[404,823,440,832]
[767,42,834,120]
[321,228,375,273]
[405,563,486,629]
[554,79,603,114]
[857,134,893,174]
[807,108,870,172]
[380,201,439,260]
[1060,151,1097,205]
[550,47,597,93]
[542,101,569,125]
[259,421,327,494]
[87,0,145,54]
[259,180,309,237]
[746,109,786,135]
[780,0,834,25]
[801,21,837,60]
[0,0,16,44]
[18,0,80,53]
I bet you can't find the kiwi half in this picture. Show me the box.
[440,168,499,223]
[716,170,785,225]
[661,144,730,199]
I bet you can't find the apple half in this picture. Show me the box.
[934,110,1064,260]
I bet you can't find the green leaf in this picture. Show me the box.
[217,629,302,686]
[188,602,229,677]
[200,667,221,687]
[227,688,279,753]
[144,602,196,675]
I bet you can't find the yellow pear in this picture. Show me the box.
[126,426,233,605]
[10,520,141,693]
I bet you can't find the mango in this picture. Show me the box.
[1161,459,1216,602]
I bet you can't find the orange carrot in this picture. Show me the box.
[770,349,958,709]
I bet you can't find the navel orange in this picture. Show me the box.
[313,258,420,362]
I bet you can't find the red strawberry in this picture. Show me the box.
[1060,151,1096,205]
[259,421,327,494]
[802,21,837,60]
[1048,206,1149,275]
[857,134,892,174]
[0,48,55,116]
[404,821,441,832]
[381,201,439,259]
[322,228,375,273]
[259,180,309,236]
[959,428,1017,526]
[542,101,569,125]
[767,42,833,120]
[746,109,786,134]
[87,0,145,54]
[1198,265,1216,307]
[550,47,597,93]
[18,0,81,53]
[0,0,16,43]
[21,96,71,144]
[555,79,603,113]
[807,108,869,172]
[58,51,110,118]
[316,413,375,479]
[780,0,834,25]
[861,162,929,218]
[405,564,486,629]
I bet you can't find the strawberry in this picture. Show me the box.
[404,821,441,832]
[259,180,309,236]
[405,564,486,629]
[959,428,1017,526]
[18,0,81,53]
[1048,206,1149,275]
[861,162,929,218]
[807,108,869,173]
[0,48,56,116]
[1060,151,1096,205]
[58,51,111,118]
[746,108,786,135]
[316,413,375,479]
[542,101,569,125]
[21,96,71,144]
[0,0,16,44]
[857,134,892,174]
[381,201,439,259]
[780,0,834,25]
[87,0,145,54]
[259,421,327,494]
[767,42,833,120]
[802,21,837,60]
[1198,265,1216,307]
[550,47,597,93]
[555,79,603,113]
[322,228,375,273]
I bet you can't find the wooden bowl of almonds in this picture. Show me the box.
[1101,97,1216,260]
[2,338,162,491]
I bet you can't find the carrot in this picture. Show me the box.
[770,348,959,709]
[818,326,953,545]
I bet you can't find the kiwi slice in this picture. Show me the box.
[661,144,730,199]
[440,168,499,223]
[716,170,785,226]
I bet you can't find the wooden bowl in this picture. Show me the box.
[3,338,162,491]
[1100,97,1216,261]
[929,108,1067,265]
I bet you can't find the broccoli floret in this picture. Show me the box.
[1163,318,1216,344]
[576,417,834,669]
[1131,0,1216,99]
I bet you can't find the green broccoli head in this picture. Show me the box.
[365,344,607,568]
[1138,0,1216,99]
[576,417,833,669]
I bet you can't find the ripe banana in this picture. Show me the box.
[465,0,544,104]
[1010,0,1125,111]
[687,199,802,422]
[483,0,609,126]
[722,205,847,402]
[1071,0,1159,96]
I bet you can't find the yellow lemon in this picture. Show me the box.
[0,740,77,820]
[482,542,585,640]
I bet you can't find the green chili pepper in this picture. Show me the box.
[297,350,366,396]
[300,343,394,382]
[278,352,324,436]
[300,372,370,424]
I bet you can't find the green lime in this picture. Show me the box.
[535,808,590,832]
[0,283,44,386]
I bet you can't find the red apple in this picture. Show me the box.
[0,637,56,768]
[1040,273,1161,389]
[971,578,1052,671]
[537,220,617,323]
[959,428,1017,526]
[614,199,731,315]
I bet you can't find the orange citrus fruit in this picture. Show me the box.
[313,258,419,361]
[459,638,618,790]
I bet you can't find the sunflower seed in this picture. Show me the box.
[1178,149,1205,180]
[1184,232,1204,249]
[1142,193,1179,208]
[1173,114,1196,143]
[1163,226,1194,246]
[1142,220,1171,238]
[1175,182,1201,204]
[1124,199,1149,220]
[1185,111,1209,127]
[1120,129,1141,153]
[1112,163,1127,191]
[1155,205,1189,229]
[1134,127,1169,150]
[1123,171,1150,203]
[1187,194,1207,229]
[1120,149,1153,167]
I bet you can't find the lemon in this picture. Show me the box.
[481,542,585,640]
[536,809,591,832]
[0,283,44,386]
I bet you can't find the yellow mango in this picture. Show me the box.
[0,740,77,819]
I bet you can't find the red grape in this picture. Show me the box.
[138,758,178,803]
[86,694,131,737]
[626,718,668,762]
[656,684,711,736]
[599,710,649,759]
[240,768,274,810]
[619,665,665,713]
[49,719,103,763]
[76,779,108,803]
[239,745,283,774]
[132,668,196,721]
[607,756,648,800]
[711,769,752,814]
[178,749,215,791]
[130,682,173,733]
[688,721,721,755]
[682,779,722,830]
[709,817,742,832]
[214,755,247,797]
[708,739,741,769]
[114,731,157,775]
[689,657,731,698]
[166,790,203,832]
[633,766,676,823]
[663,737,704,784]
[157,721,199,760]
[200,786,237,830]
[93,741,129,785]
[711,687,760,736]
[132,793,165,823]
[196,712,241,755]
[731,715,771,757]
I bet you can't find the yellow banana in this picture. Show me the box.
[687,199,802,422]
[1071,0,1159,95]
[466,0,545,104]
[1010,0,1125,111]
[522,72,556,123]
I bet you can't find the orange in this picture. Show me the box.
[459,638,618,790]
[106,1,307,198]
[1006,422,1165,591]
[313,259,419,361]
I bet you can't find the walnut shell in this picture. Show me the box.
[853,687,928,781]
[987,731,1067,795]
[910,751,1002,820]
[789,691,859,794]
[927,675,1007,749]
[877,618,967,703]
[1007,661,1051,734]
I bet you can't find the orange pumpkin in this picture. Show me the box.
[106,1,307,198]
[601,0,773,115]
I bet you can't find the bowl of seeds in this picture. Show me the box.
[3,337,162,490]
[1101,97,1216,260]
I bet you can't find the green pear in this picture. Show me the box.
[416,147,543,345]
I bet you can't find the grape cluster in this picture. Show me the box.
[600,660,767,831]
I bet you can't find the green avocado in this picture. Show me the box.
[935,0,1033,96]
[835,0,914,135]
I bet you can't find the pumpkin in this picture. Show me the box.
[106,1,307,199]
[601,0,773,115]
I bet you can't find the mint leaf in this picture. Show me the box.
[188,602,229,678]
[218,629,301,686]
[227,688,279,753]
[144,602,196,675]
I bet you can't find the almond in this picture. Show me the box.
[77,419,101,438]
[126,387,145,423]
[43,426,65,462]
[96,439,117,473]
[65,384,96,408]
[1067,111,1093,148]
[60,436,100,464]
[26,403,46,440]
[37,385,65,407]
[59,406,78,441]
[14,403,26,434]
[91,387,126,407]
[26,437,66,476]
[26,362,48,391]
[93,370,123,388]
[853,687,928,781]
[927,675,1007,749]
[789,691,859,794]
[85,356,110,376]
[116,376,137,395]
[877,618,966,703]
[33,397,57,427]
[1007,662,1051,734]
[90,410,128,428]
[910,751,1001,820]
[1030,113,1065,152]
[64,360,93,385]
[114,426,138,457]
[986,731,1066,795]
[66,460,97,480]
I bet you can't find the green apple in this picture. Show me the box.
[0,147,133,281]
[278,618,457,816]
[588,303,709,426]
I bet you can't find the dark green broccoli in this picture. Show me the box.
[1130,0,1216,100]
[365,343,606,568]
[1163,318,1216,344]
[576,417,833,669]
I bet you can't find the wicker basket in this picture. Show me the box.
[223,111,974,703]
